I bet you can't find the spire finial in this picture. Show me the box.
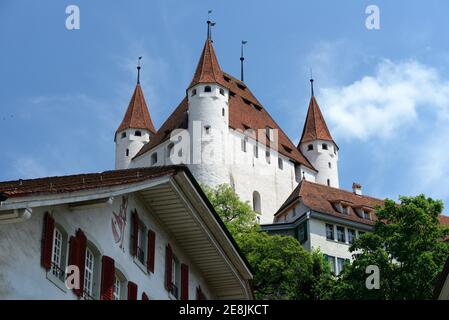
[207,10,216,41]
[310,68,314,97]
[137,56,142,84]
[240,40,247,82]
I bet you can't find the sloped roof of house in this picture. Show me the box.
[116,84,156,135]
[298,95,335,146]
[134,40,314,169]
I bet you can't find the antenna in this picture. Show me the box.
[240,40,247,82]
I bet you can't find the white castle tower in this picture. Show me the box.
[298,79,339,188]
[186,35,230,187]
[115,63,156,169]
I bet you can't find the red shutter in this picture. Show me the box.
[131,211,139,256]
[165,244,173,291]
[142,292,149,300]
[127,281,138,300]
[69,229,87,297]
[100,256,115,300]
[41,212,54,270]
[147,230,155,273]
[181,263,189,300]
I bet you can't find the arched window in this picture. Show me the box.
[151,152,158,165]
[135,130,142,137]
[126,149,129,157]
[204,86,212,93]
[327,179,330,186]
[265,151,271,164]
[191,89,197,96]
[219,88,225,96]
[322,143,328,150]
[241,137,247,152]
[328,162,332,168]
[278,157,283,170]
[253,191,261,213]
[121,132,126,139]
[307,144,313,151]
[222,108,225,117]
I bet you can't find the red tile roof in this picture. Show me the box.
[275,180,384,226]
[116,84,156,135]
[0,167,181,198]
[298,96,335,146]
[188,39,228,89]
[439,215,449,227]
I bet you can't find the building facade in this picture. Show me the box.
[0,167,253,299]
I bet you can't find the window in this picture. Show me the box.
[278,157,283,170]
[362,210,371,220]
[254,144,259,158]
[298,222,308,244]
[121,132,126,139]
[322,143,328,150]
[342,205,349,215]
[167,143,174,158]
[265,151,270,164]
[191,89,197,96]
[328,162,332,169]
[171,255,181,299]
[84,248,95,299]
[50,227,67,281]
[307,144,313,151]
[241,137,247,152]
[326,224,334,240]
[348,229,356,244]
[204,125,211,135]
[151,152,158,165]
[135,130,142,137]
[222,108,225,117]
[337,226,346,243]
[337,258,347,275]
[113,269,126,300]
[219,88,225,96]
[237,83,246,90]
[137,222,147,265]
[327,179,330,186]
[253,191,261,214]
[324,255,336,274]
[126,149,129,157]
[204,86,211,93]
[113,276,121,300]
[266,126,274,141]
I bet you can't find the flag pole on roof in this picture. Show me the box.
[240,40,247,82]
[137,56,142,84]
[310,68,314,97]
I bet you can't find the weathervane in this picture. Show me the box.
[240,40,247,82]
[310,68,314,97]
[207,10,216,41]
[137,56,142,84]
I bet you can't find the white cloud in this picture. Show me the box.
[12,157,61,179]
[320,59,449,141]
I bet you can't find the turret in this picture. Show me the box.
[186,32,230,186]
[298,79,339,188]
[115,60,156,169]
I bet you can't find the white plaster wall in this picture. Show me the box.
[115,129,150,170]
[0,194,214,300]
[299,140,339,188]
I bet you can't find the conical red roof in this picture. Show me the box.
[116,84,156,135]
[298,96,334,146]
[188,39,227,89]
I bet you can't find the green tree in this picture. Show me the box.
[336,195,449,299]
[202,184,335,300]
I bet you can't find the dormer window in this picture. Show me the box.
[224,75,231,82]
[362,210,371,220]
[191,89,197,96]
[219,88,225,96]
[121,132,127,139]
[342,205,349,215]
[135,130,141,137]
[237,83,246,90]
[204,86,211,93]
[307,144,313,151]
[322,143,328,150]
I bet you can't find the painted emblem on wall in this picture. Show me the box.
[112,196,128,250]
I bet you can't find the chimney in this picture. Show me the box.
[352,182,362,195]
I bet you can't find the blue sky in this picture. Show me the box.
[1,1,449,213]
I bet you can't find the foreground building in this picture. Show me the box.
[0,166,253,299]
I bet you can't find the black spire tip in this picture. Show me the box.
[137,56,142,84]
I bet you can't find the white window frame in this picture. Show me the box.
[84,248,95,299]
